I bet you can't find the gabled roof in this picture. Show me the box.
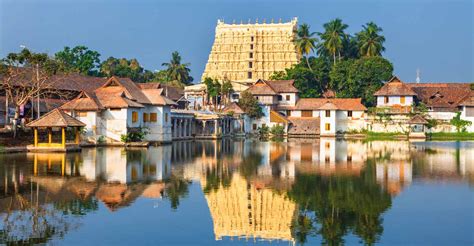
[60,91,103,111]
[27,109,86,127]
[141,89,177,106]
[100,77,151,104]
[247,80,277,95]
[408,115,428,124]
[259,79,299,93]
[318,102,339,110]
[460,91,474,106]
[270,110,289,124]
[222,102,244,114]
[137,82,184,102]
[280,98,367,111]
[374,76,417,96]
[408,83,471,109]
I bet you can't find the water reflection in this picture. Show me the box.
[0,139,473,245]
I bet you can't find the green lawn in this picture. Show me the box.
[428,132,474,140]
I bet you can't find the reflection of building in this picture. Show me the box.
[376,162,412,195]
[202,173,296,243]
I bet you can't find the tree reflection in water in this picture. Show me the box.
[288,160,392,245]
[164,175,190,210]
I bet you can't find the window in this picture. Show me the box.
[277,95,283,101]
[347,111,353,117]
[325,110,331,117]
[250,36,254,42]
[325,123,331,131]
[347,155,352,162]
[400,96,406,104]
[302,110,313,117]
[165,113,168,123]
[287,110,291,116]
[150,113,157,122]
[286,95,290,101]
[132,111,138,123]
[248,72,252,79]
[253,124,257,130]
[466,107,474,117]
[384,96,389,104]
[232,94,240,100]
[76,111,87,117]
[250,44,254,50]
[249,52,253,58]
[249,62,253,68]
[143,113,149,122]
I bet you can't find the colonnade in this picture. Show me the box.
[171,117,194,139]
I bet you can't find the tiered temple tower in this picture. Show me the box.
[201,18,301,83]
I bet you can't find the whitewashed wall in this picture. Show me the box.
[377,96,413,107]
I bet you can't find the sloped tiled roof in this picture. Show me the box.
[137,82,184,102]
[247,80,277,95]
[270,110,289,123]
[95,87,144,108]
[374,76,417,96]
[288,117,320,135]
[280,98,367,111]
[408,83,471,109]
[141,89,177,106]
[60,91,103,111]
[408,115,428,124]
[27,109,86,127]
[460,91,474,106]
[263,80,299,93]
[222,102,244,114]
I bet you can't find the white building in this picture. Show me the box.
[61,76,177,144]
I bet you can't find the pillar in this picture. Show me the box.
[61,154,65,176]
[172,118,176,138]
[75,128,80,144]
[48,128,52,145]
[183,119,188,137]
[177,119,182,138]
[61,127,66,148]
[34,128,38,147]
[202,120,207,135]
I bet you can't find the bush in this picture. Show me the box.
[97,135,106,144]
[121,127,148,142]
[257,125,269,136]
[270,125,285,136]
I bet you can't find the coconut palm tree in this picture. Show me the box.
[162,51,193,86]
[317,19,348,65]
[295,24,318,69]
[356,22,386,57]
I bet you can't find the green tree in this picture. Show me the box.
[162,51,193,86]
[221,79,233,106]
[100,57,151,82]
[329,56,393,106]
[295,24,318,69]
[237,91,263,118]
[356,22,386,57]
[318,18,349,65]
[204,77,221,109]
[450,112,472,132]
[55,46,101,75]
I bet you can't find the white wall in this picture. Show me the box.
[277,93,297,106]
[460,106,474,132]
[377,96,413,107]
[76,111,97,141]
[143,105,173,142]
[97,108,129,142]
[320,110,336,136]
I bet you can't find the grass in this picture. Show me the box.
[428,132,474,140]
[365,131,407,140]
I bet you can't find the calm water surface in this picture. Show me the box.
[1,139,473,245]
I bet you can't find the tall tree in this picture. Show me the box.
[0,48,60,136]
[162,51,193,86]
[356,22,386,57]
[203,77,221,110]
[237,91,263,119]
[55,46,101,76]
[100,57,151,82]
[318,18,349,65]
[220,79,233,106]
[295,24,318,69]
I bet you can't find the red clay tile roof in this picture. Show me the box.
[408,115,428,124]
[374,76,417,96]
[94,87,144,108]
[247,80,277,95]
[280,98,367,111]
[318,102,339,110]
[460,91,474,106]
[270,110,289,123]
[137,82,184,101]
[141,89,177,106]
[27,108,86,127]
[263,79,299,93]
[288,117,320,135]
[222,102,244,114]
[60,91,103,111]
[408,83,471,110]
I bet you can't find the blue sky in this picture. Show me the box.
[1,0,473,83]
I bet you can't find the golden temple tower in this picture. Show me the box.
[201,18,301,83]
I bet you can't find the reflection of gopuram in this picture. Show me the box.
[202,173,297,243]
